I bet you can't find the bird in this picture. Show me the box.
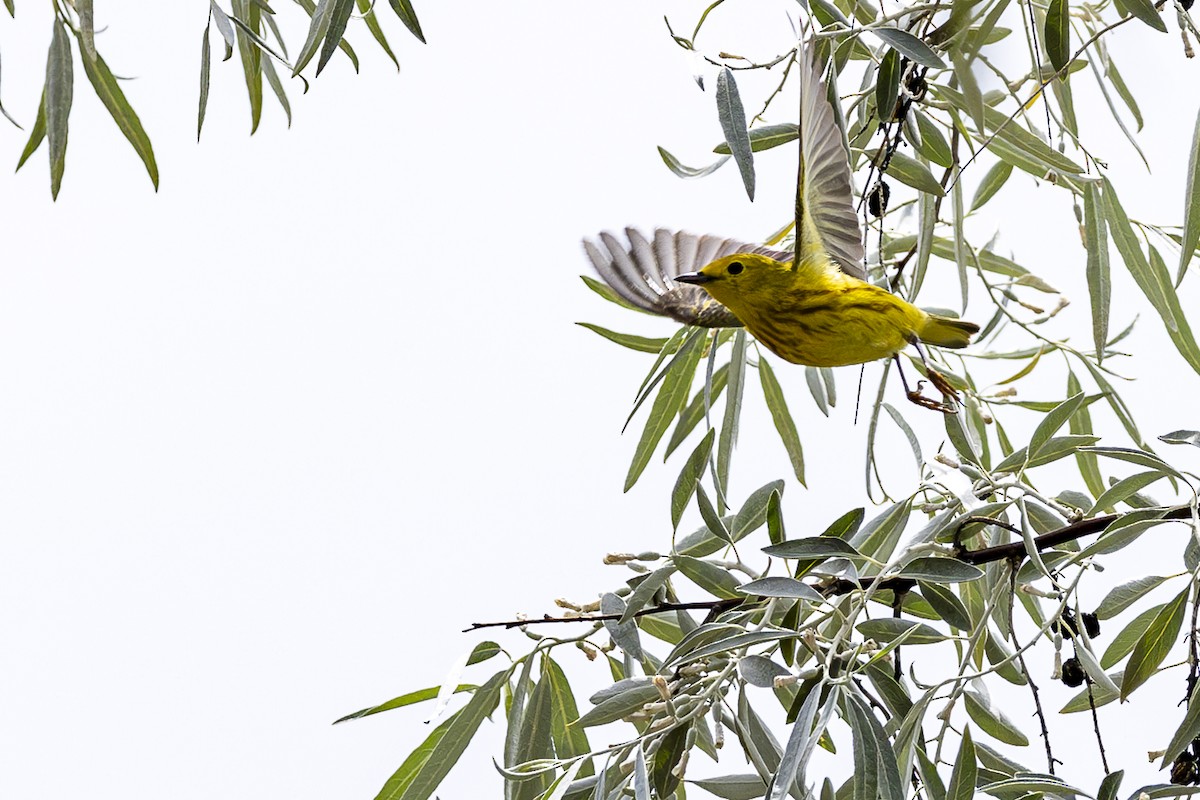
[582,38,977,411]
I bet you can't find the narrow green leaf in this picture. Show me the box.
[848,695,905,800]
[963,690,1029,746]
[688,774,768,799]
[513,669,555,800]
[1084,183,1111,358]
[580,274,648,313]
[625,329,705,491]
[232,0,263,133]
[649,725,688,798]
[1103,180,1200,374]
[1079,445,1184,479]
[935,85,1085,173]
[620,566,676,626]
[293,0,335,75]
[913,109,952,168]
[76,45,159,190]
[1102,603,1162,668]
[45,20,73,200]
[1121,585,1188,700]
[881,403,922,471]
[599,593,644,661]
[763,537,863,560]
[1044,0,1070,71]
[198,21,213,140]
[766,490,785,546]
[949,53,985,135]
[717,330,747,499]
[871,27,947,68]
[576,323,669,354]
[946,727,978,800]
[696,484,732,544]
[897,557,983,583]
[1096,575,1168,620]
[1060,669,1123,712]
[857,618,946,645]
[993,435,1098,473]
[970,161,1011,211]
[16,89,46,169]
[1089,471,1166,515]
[674,555,741,599]
[387,0,427,43]
[1180,107,1200,283]
[1162,430,1200,447]
[737,577,822,602]
[317,0,355,76]
[210,2,237,60]
[576,682,659,728]
[713,122,798,154]
[1028,392,1086,463]
[374,671,506,800]
[666,363,728,458]
[716,68,754,201]
[730,480,785,541]
[805,366,829,416]
[332,684,474,724]
[1121,0,1167,32]
[671,428,715,531]
[77,0,96,62]
[758,356,805,484]
[918,581,972,630]
[658,145,729,178]
[875,48,901,123]
[357,0,400,70]
[1097,772,1124,800]
[978,778,1089,797]
[261,53,291,127]
[882,149,945,196]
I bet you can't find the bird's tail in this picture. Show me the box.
[919,314,979,349]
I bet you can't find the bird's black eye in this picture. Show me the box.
[727,261,744,275]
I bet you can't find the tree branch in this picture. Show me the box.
[465,505,1194,631]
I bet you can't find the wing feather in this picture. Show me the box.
[796,39,866,279]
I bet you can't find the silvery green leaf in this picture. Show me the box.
[716,68,755,200]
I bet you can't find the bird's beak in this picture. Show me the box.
[675,272,714,285]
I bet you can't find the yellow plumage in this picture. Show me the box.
[676,252,977,368]
[582,37,978,408]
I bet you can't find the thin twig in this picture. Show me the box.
[467,506,1194,631]
[1010,567,1056,774]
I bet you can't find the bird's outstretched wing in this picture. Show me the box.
[795,39,866,280]
[583,227,793,328]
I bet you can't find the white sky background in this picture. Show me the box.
[1,2,1200,798]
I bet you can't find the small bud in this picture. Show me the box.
[993,387,1017,398]
[604,553,637,565]
[555,598,581,611]
[773,675,798,689]
[653,675,671,701]
[577,641,599,661]
[935,453,960,469]
[636,552,661,562]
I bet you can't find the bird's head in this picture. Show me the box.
[675,253,789,311]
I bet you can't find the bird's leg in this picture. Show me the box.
[894,353,955,414]
[912,341,963,403]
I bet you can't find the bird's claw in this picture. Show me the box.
[906,378,958,415]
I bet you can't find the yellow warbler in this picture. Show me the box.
[584,38,977,409]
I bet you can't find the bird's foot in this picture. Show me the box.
[927,369,961,402]
[906,379,957,414]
